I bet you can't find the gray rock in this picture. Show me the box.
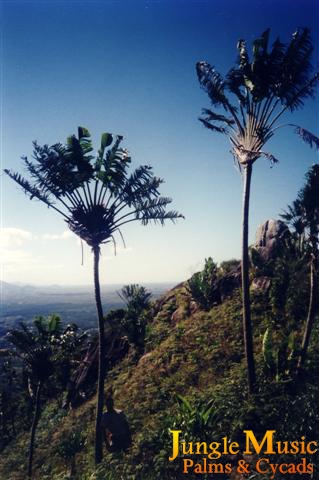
[254,219,290,261]
[251,276,271,292]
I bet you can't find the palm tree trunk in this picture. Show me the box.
[28,380,42,478]
[93,245,106,465]
[241,163,257,393]
[69,456,76,477]
[297,239,318,371]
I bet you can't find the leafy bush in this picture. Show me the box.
[188,257,220,310]
[118,285,152,354]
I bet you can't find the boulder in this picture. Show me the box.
[254,219,290,262]
[251,276,271,292]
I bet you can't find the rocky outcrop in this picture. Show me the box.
[254,219,290,262]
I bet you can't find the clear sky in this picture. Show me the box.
[1,0,319,286]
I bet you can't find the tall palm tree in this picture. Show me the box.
[5,127,183,463]
[196,28,319,393]
[281,164,319,371]
[8,316,62,478]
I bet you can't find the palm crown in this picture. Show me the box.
[5,127,183,249]
[7,315,62,384]
[196,28,319,167]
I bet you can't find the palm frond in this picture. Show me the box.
[259,150,279,166]
[225,67,247,104]
[96,132,114,170]
[234,31,277,102]
[139,209,184,226]
[267,37,286,87]
[47,314,62,335]
[100,139,131,193]
[196,62,231,110]
[237,39,250,72]
[201,108,235,126]
[292,126,319,150]
[276,28,317,110]
[4,169,53,206]
[198,118,228,134]
[118,167,163,209]
[31,142,90,194]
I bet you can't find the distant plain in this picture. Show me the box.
[0,281,173,346]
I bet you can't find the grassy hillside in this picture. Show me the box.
[1,282,319,480]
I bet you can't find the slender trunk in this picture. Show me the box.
[297,239,318,371]
[93,245,106,465]
[241,164,257,393]
[69,456,76,477]
[28,381,42,478]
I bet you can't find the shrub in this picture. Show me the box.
[188,258,220,310]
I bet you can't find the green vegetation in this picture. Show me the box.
[188,258,219,310]
[281,164,319,370]
[196,28,319,393]
[0,238,318,479]
[118,284,152,355]
[5,316,88,478]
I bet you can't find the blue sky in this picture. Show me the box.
[1,0,319,285]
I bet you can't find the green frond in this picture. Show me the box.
[252,29,270,68]
[139,209,184,226]
[201,108,235,126]
[196,62,233,111]
[293,126,319,150]
[120,167,163,206]
[275,28,317,110]
[47,314,62,335]
[259,151,279,166]
[267,37,286,86]
[23,158,65,199]
[33,316,49,338]
[31,142,91,194]
[198,118,228,134]
[237,39,250,72]
[100,138,131,192]
[78,126,91,140]
[4,169,53,206]
[225,67,247,104]
[96,132,114,169]
[233,30,277,102]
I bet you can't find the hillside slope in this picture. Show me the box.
[1,282,319,480]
